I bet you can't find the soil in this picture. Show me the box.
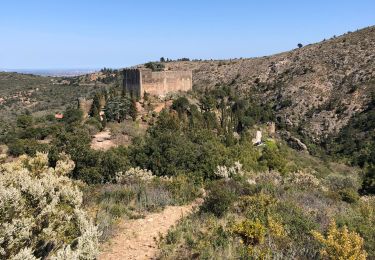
[91,129,116,151]
[98,202,199,260]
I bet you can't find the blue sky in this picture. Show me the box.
[1,0,374,69]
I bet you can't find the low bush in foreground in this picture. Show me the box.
[0,152,99,259]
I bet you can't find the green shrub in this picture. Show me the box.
[78,166,103,183]
[201,181,236,217]
[100,187,135,204]
[63,107,83,125]
[86,117,103,134]
[109,204,128,218]
[165,174,202,204]
[239,193,277,221]
[361,166,375,195]
[18,126,51,140]
[339,189,360,203]
[259,146,287,173]
[326,173,360,192]
[171,96,190,117]
[7,139,25,156]
[145,62,165,71]
[16,114,33,128]
[276,201,318,239]
[7,139,49,156]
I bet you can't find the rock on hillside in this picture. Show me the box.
[165,26,375,142]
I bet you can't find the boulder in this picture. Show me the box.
[288,136,309,152]
[279,131,309,152]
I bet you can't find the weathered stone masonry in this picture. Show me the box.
[123,68,192,97]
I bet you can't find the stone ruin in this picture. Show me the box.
[267,122,276,136]
[252,130,262,145]
[251,122,276,145]
[123,68,192,98]
[78,98,93,119]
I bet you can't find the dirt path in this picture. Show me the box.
[98,202,199,260]
[91,129,116,151]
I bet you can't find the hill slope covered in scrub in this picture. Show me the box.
[0,70,118,137]
[1,26,375,260]
[165,26,375,146]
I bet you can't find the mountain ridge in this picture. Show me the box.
[162,25,375,142]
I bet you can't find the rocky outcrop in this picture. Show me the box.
[280,131,309,152]
[288,136,309,152]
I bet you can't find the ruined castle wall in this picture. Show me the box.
[123,69,192,97]
[123,69,142,97]
[141,70,192,97]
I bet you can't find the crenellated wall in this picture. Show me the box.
[123,68,192,98]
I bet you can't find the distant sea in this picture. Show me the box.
[0,68,100,77]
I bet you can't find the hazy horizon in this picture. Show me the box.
[0,68,101,77]
[1,0,374,69]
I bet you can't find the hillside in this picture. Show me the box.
[0,72,113,137]
[1,27,375,260]
[164,26,375,144]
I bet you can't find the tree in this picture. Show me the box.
[199,89,217,112]
[297,43,303,48]
[51,127,96,181]
[104,96,131,122]
[172,96,190,117]
[64,107,83,126]
[90,93,101,119]
[145,62,165,71]
[214,87,231,130]
[259,145,286,173]
[130,110,228,179]
[160,57,165,62]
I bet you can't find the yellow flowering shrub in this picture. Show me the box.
[232,219,266,246]
[240,194,276,210]
[267,216,286,238]
[311,220,367,260]
[231,213,290,259]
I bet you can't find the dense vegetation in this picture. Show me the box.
[325,84,375,194]
[0,71,374,259]
[0,72,106,146]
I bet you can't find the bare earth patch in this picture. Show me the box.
[98,202,199,260]
[91,129,117,151]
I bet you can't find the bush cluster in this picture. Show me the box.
[0,153,99,259]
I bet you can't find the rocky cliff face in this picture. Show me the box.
[166,26,375,142]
